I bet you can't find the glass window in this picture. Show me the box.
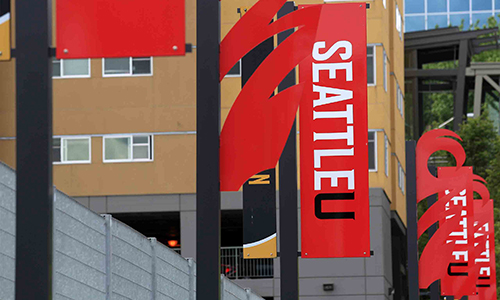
[397,84,404,116]
[52,59,90,78]
[104,58,130,75]
[132,58,152,75]
[104,135,153,162]
[496,0,500,11]
[450,14,470,27]
[226,60,241,77]
[367,46,375,85]
[472,13,492,28]
[384,134,389,177]
[472,0,492,10]
[428,0,447,12]
[398,162,405,194]
[53,137,91,164]
[52,59,61,77]
[405,16,426,32]
[405,0,424,13]
[383,0,386,9]
[368,131,377,171]
[450,0,469,11]
[383,50,387,92]
[103,57,152,76]
[428,15,449,29]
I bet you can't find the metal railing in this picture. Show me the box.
[220,247,274,279]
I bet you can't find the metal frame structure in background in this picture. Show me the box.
[196,0,221,299]
[405,27,499,138]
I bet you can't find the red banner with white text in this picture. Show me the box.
[299,3,369,258]
[470,199,497,300]
[439,167,477,297]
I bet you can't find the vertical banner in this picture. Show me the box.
[470,199,497,300]
[242,36,277,259]
[299,3,369,258]
[243,169,277,258]
[0,0,10,61]
[438,167,477,297]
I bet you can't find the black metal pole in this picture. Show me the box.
[427,166,440,300]
[278,3,299,300]
[406,141,419,300]
[15,0,53,298]
[196,0,221,299]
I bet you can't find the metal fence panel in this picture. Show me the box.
[54,192,107,300]
[0,162,264,300]
[221,247,273,279]
[155,243,190,299]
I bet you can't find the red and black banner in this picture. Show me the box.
[470,199,497,300]
[438,166,476,297]
[299,3,369,258]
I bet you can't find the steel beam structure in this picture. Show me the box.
[15,0,54,298]
[278,3,299,300]
[196,0,221,298]
[453,39,469,131]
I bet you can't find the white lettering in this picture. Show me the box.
[314,126,354,145]
[312,40,352,61]
[314,148,354,168]
[313,85,353,107]
[312,62,353,82]
[314,104,353,124]
[314,170,355,190]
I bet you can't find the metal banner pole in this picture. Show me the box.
[427,166,440,300]
[278,2,299,299]
[406,141,419,300]
[15,0,54,298]
[196,0,221,298]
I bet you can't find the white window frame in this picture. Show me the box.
[398,161,405,194]
[102,57,153,78]
[103,134,154,163]
[52,59,91,79]
[368,130,378,172]
[397,83,404,117]
[383,49,388,92]
[383,0,386,9]
[396,4,403,39]
[53,136,92,165]
[384,134,389,177]
[367,45,377,86]
[225,59,242,78]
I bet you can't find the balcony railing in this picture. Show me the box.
[220,246,274,279]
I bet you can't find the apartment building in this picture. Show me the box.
[0,0,406,298]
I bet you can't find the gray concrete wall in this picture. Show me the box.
[76,188,396,299]
[0,162,263,300]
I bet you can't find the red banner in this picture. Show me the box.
[299,3,369,258]
[56,0,185,58]
[439,167,477,297]
[470,199,497,300]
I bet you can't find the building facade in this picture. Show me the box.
[405,0,500,32]
[0,0,406,298]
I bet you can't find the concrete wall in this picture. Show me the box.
[0,162,263,300]
[75,188,395,299]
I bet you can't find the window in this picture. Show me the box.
[382,0,386,9]
[395,4,402,39]
[397,83,404,117]
[398,161,405,194]
[450,0,469,11]
[367,46,376,85]
[383,49,387,92]
[53,137,91,164]
[428,0,446,13]
[103,135,153,162]
[226,60,241,77]
[405,16,426,32]
[368,131,377,171]
[384,134,389,177]
[103,57,152,77]
[428,15,448,29]
[52,59,90,78]
[405,0,424,13]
